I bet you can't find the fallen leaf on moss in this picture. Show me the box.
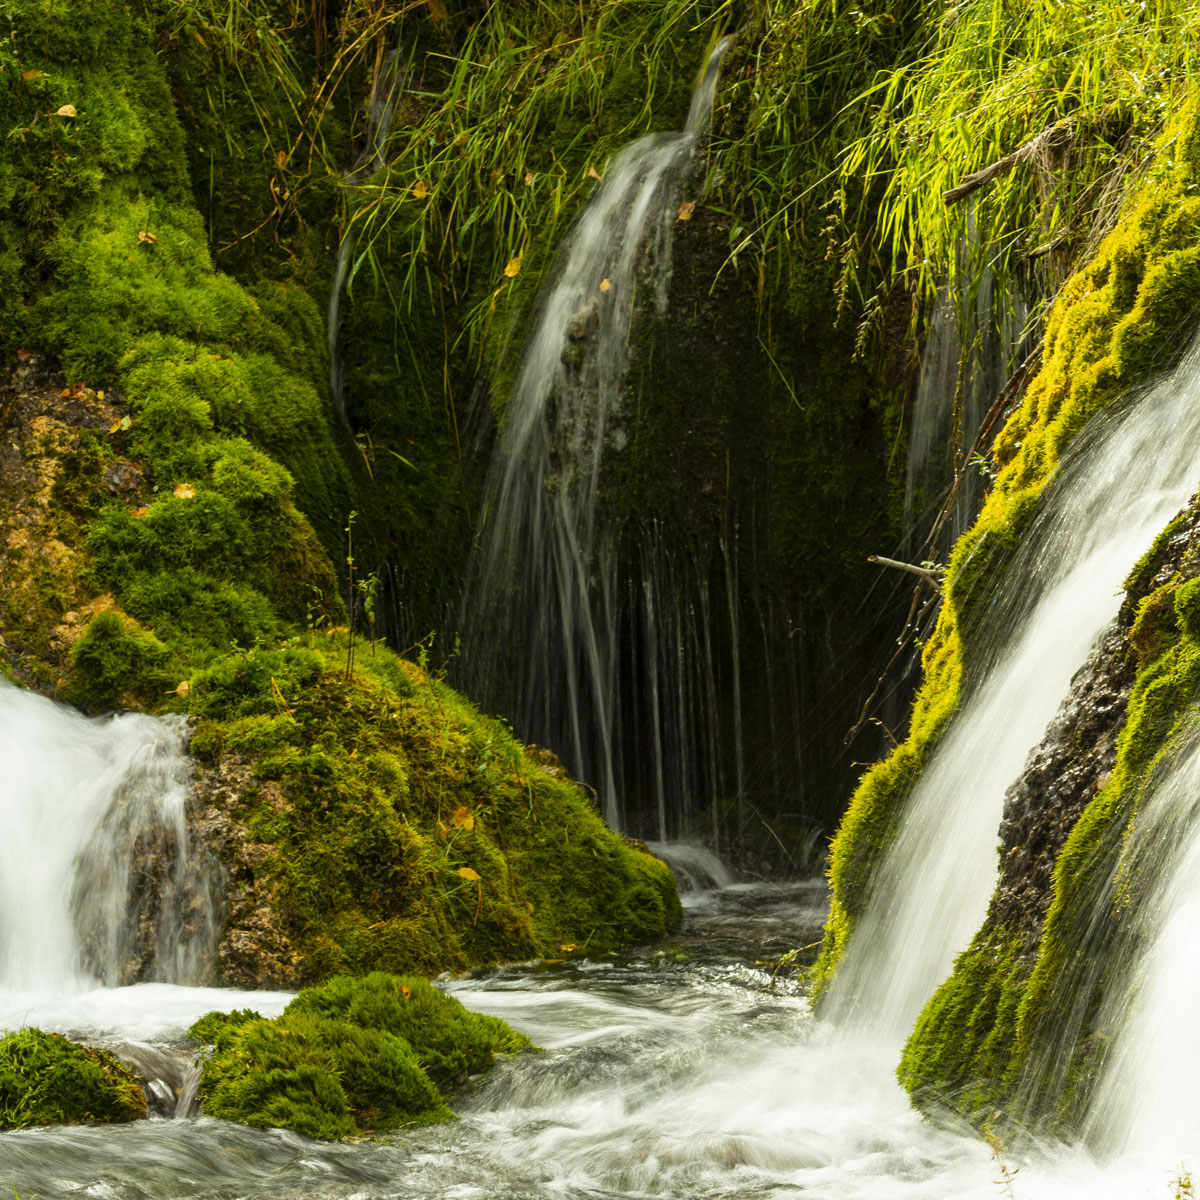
[137,230,157,244]
[451,806,475,831]
[677,199,695,221]
[20,69,40,81]
[167,680,190,698]
[108,418,121,434]
[413,179,428,200]
[173,483,195,499]
[456,867,481,882]
[131,506,149,519]
[399,984,411,999]
[504,256,522,278]
[55,104,76,118]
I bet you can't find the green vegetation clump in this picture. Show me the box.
[191,972,529,1138]
[0,1028,146,1130]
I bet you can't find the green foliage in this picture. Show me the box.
[67,609,172,709]
[0,1028,146,1130]
[190,971,532,1138]
[286,971,529,1085]
[839,1,1200,300]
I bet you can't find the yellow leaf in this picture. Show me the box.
[504,256,522,278]
[457,867,481,882]
[399,984,411,998]
[55,104,76,118]
[119,414,131,431]
[587,165,603,182]
[20,69,40,81]
[451,806,475,831]
[167,680,190,698]
[96,390,104,401]
[599,278,612,292]
[109,418,122,435]
[275,150,288,168]
[523,171,534,187]
[413,179,428,200]
[137,230,157,244]
[173,483,195,499]
[677,199,695,221]
[131,505,149,519]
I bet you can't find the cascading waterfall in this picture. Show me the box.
[458,41,731,831]
[1084,733,1200,1164]
[826,335,1200,1059]
[0,678,216,992]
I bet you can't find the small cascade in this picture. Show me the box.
[825,336,1200,1058]
[328,47,403,424]
[458,41,732,830]
[905,269,1030,553]
[0,679,217,992]
[647,841,736,893]
[1084,734,1200,1162]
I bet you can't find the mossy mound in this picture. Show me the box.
[189,639,682,986]
[814,97,1200,999]
[191,972,529,1139]
[0,1028,146,1130]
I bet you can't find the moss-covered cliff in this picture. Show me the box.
[0,0,683,983]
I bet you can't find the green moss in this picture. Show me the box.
[897,929,1026,1122]
[66,609,172,710]
[0,1028,146,1130]
[190,972,532,1138]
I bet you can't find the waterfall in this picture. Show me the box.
[1084,733,1200,1162]
[0,679,216,993]
[905,268,1030,554]
[825,336,1200,1058]
[457,41,731,831]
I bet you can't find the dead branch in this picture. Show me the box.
[943,119,1074,207]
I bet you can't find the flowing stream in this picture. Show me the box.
[0,855,1192,1200]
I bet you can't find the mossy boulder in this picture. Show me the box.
[0,1028,146,1130]
[191,972,529,1139]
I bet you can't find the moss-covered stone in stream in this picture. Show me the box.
[0,1028,146,1130]
[187,640,681,986]
[190,972,529,1139]
[814,98,1200,1002]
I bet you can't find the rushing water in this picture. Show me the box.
[0,679,216,992]
[825,336,1200,1059]
[3,869,1194,1200]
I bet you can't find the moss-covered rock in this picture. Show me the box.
[0,1028,146,1130]
[190,972,529,1138]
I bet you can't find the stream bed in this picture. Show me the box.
[0,871,1185,1200]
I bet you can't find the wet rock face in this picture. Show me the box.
[993,496,1200,942]
[189,755,304,990]
[994,621,1136,936]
